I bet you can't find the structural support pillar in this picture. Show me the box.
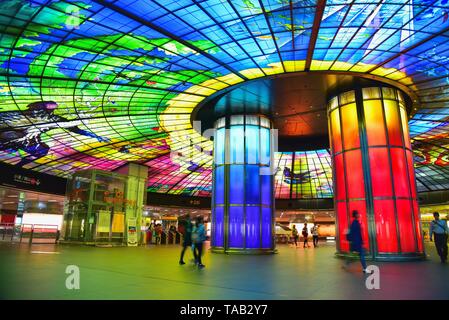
[328,86,425,261]
[211,114,275,254]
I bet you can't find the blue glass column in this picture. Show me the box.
[211,115,275,254]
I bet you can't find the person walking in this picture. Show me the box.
[311,223,319,248]
[192,216,206,269]
[345,210,367,273]
[291,225,299,247]
[155,224,162,245]
[302,223,309,248]
[429,211,448,263]
[179,214,193,265]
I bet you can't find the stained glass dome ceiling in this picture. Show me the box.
[0,0,448,199]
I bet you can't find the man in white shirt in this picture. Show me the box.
[429,212,448,263]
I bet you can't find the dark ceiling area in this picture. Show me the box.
[193,73,409,151]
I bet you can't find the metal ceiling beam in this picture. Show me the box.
[305,0,326,71]
[92,0,248,81]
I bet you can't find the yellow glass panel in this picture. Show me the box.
[330,109,342,153]
[400,107,411,149]
[310,60,333,70]
[382,87,396,100]
[339,90,355,105]
[362,87,380,99]
[384,100,403,147]
[341,103,360,150]
[363,100,386,146]
[328,96,339,111]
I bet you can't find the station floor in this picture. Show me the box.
[0,241,448,300]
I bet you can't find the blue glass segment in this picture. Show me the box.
[228,206,244,248]
[214,166,225,205]
[262,207,273,249]
[245,165,260,204]
[213,206,224,247]
[229,165,244,204]
[245,206,260,249]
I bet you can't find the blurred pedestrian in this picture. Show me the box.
[192,216,206,269]
[302,223,309,248]
[345,210,367,273]
[292,225,299,247]
[429,211,448,263]
[311,223,319,247]
[179,214,193,265]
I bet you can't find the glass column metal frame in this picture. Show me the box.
[328,86,425,261]
[211,114,276,254]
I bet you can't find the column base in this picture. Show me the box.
[211,247,277,255]
[335,251,426,262]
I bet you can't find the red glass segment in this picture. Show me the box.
[406,150,417,199]
[337,201,349,253]
[345,150,365,200]
[348,200,369,251]
[334,154,346,201]
[373,200,398,253]
[396,199,416,253]
[368,148,392,197]
[412,200,424,253]
[390,148,410,198]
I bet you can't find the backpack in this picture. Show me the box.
[191,227,199,243]
[345,229,352,242]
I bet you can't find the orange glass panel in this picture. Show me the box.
[374,200,398,253]
[406,150,417,199]
[341,103,360,150]
[330,109,342,154]
[364,100,387,146]
[396,199,416,253]
[345,150,365,199]
[368,148,392,197]
[383,100,403,147]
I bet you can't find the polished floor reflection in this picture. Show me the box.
[0,242,447,300]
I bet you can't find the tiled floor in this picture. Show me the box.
[0,241,448,300]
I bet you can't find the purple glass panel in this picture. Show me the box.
[213,206,224,247]
[229,206,244,248]
[262,207,273,248]
[245,206,260,248]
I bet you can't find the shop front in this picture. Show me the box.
[0,186,64,242]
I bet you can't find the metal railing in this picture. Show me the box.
[0,223,59,244]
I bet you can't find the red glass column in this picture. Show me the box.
[328,86,424,261]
